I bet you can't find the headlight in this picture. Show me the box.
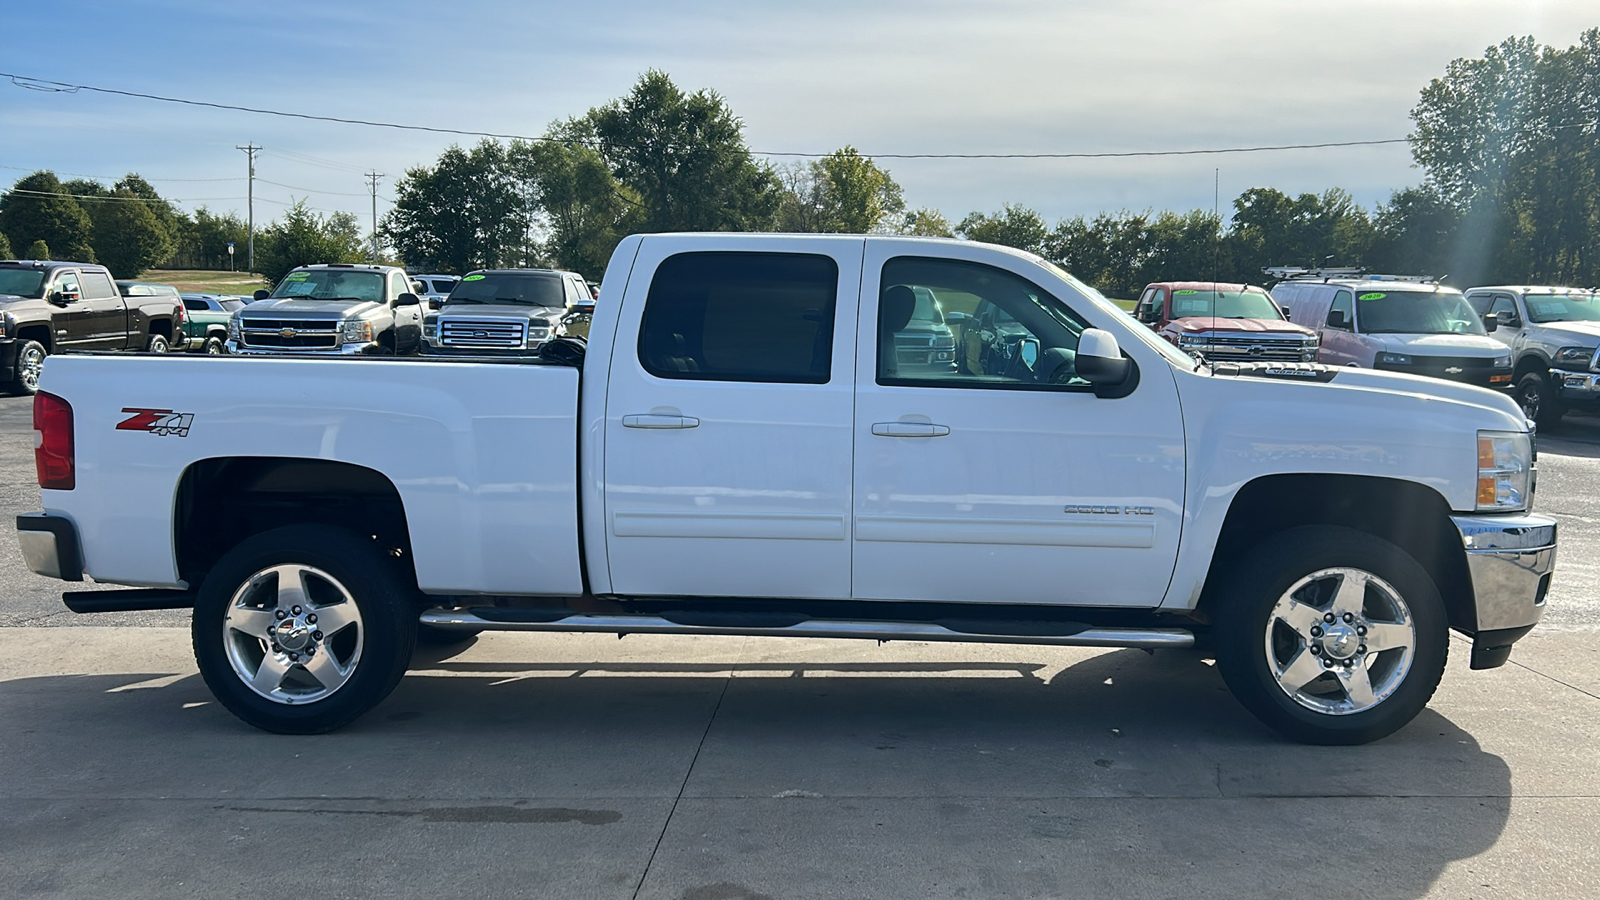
[932,335,957,350]
[1177,334,1205,346]
[1477,430,1532,511]
[528,326,550,342]
[229,316,241,340]
[1492,354,1511,368]
[342,320,372,342]
[1555,346,1591,362]
[0,311,12,338]
[1377,351,1414,365]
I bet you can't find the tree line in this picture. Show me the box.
[3,30,1594,293]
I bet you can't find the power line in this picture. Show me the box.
[0,69,1423,161]
[256,178,371,197]
[0,163,238,182]
[261,147,371,174]
[3,187,244,203]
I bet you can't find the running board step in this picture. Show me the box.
[418,608,1194,649]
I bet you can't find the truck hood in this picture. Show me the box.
[437,303,563,323]
[1368,333,1506,357]
[242,298,383,319]
[1170,316,1313,336]
[1209,361,1524,421]
[1530,320,1600,343]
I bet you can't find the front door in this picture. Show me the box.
[602,236,863,599]
[851,243,1185,606]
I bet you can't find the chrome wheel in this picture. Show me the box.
[223,563,364,704]
[18,342,45,392]
[1516,381,1541,421]
[1263,567,1415,716]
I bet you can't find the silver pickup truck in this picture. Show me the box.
[230,264,425,355]
[1466,286,1600,425]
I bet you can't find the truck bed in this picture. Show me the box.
[37,353,583,596]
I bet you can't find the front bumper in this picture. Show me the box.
[1374,360,1513,387]
[0,336,19,380]
[1552,368,1600,404]
[227,340,381,355]
[16,514,84,581]
[1450,512,1556,668]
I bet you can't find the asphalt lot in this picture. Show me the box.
[2,391,1598,898]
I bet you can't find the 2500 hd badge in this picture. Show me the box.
[1063,504,1156,515]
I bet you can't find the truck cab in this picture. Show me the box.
[1464,285,1600,425]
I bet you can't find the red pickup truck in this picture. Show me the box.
[1133,281,1318,363]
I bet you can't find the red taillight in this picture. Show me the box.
[34,391,74,491]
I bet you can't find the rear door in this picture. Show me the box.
[851,242,1185,606]
[76,271,129,349]
[602,236,864,599]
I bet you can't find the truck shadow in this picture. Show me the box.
[0,646,1512,899]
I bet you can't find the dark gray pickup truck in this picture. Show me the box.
[0,259,186,394]
[421,268,593,355]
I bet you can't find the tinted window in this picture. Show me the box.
[0,269,47,298]
[182,297,212,311]
[449,272,565,307]
[1355,289,1486,335]
[638,251,838,384]
[55,271,81,296]
[1169,289,1282,320]
[271,269,385,302]
[878,256,1093,390]
[80,271,118,300]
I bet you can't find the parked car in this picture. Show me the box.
[1274,276,1512,387]
[422,268,592,356]
[19,234,1552,746]
[412,274,459,311]
[1133,281,1319,363]
[0,260,185,394]
[179,294,247,354]
[1464,286,1600,425]
[881,285,958,376]
[230,264,423,355]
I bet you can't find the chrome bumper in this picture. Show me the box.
[16,513,83,581]
[1451,512,1556,668]
[226,340,378,355]
[1552,369,1600,401]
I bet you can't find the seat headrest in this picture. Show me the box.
[880,285,917,335]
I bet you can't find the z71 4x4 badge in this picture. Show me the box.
[117,408,194,437]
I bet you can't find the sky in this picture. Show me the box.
[1,0,1593,236]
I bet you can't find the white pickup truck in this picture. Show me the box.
[16,234,1555,744]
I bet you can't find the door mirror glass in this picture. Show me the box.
[395,292,421,307]
[1495,310,1519,329]
[1075,328,1131,386]
[1483,314,1499,333]
[1327,309,1350,330]
[253,289,270,301]
[1019,337,1040,370]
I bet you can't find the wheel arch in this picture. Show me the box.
[14,322,53,351]
[1195,474,1474,633]
[174,457,415,590]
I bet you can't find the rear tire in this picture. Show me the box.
[203,336,226,355]
[192,525,417,734]
[146,334,171,354]
[1214,525,1448,745]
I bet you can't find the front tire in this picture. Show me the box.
[192,525,417,734]
[7,339,47,395]
[1514,371,1562,426]
[1214,525,1448,745]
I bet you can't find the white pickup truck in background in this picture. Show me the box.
[17,234,1555,744]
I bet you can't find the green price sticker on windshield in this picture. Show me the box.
[462,274,486,281]
[1358,292,1386,301]
[285,272,309,280]
[1173,289,1199,295]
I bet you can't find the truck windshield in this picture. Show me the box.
[1525,291,1600,324]
[0,269,47,298]
[1357,290,1487,335]
[271,270,385,302]
[1170,290,1283,320]
[446,272,564,307]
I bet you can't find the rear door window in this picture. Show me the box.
[80,271,118,300]
[637,252,839,384]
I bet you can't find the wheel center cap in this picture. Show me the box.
[1322,622,1360,659]
[277,619,312,651]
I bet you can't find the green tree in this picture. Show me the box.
[27,239,51,260]
[510,135,641,278]
[957,204,1049,253]
[1225,187,1373,276]
[0,231,10,259]
[183,207,251,270]
[777,147,904,233]
[383,140,528,273]
[257,200,366,284]
[0,172,95,262]
[590,70,781,232]
[1047,211,1157,299]
[899,208,955,237]
[92,191,175,278]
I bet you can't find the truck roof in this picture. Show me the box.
[1,259,109,272]
[1146,281,1265,293]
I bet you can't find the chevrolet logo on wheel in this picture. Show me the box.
[279,327,298,339]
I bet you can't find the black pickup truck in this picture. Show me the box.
[0,259,186,394]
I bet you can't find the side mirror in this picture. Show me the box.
[1328,310,1350,330]
[428,298,445,311]
[1278,304,1291,318]
[253,289,271,301]
[48,290,72,305]
[1482,314,1499,333]
[1076,328,1131,387]
[1495,310,1519,329]
[1019,337,1040,370]
[946,311,970,326]
[395,292,421,307]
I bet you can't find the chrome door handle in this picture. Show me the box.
[623,414,700,429]
[871,422,950,437]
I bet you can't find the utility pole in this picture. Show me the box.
[236,144,259,272]
[365,171,384,262]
